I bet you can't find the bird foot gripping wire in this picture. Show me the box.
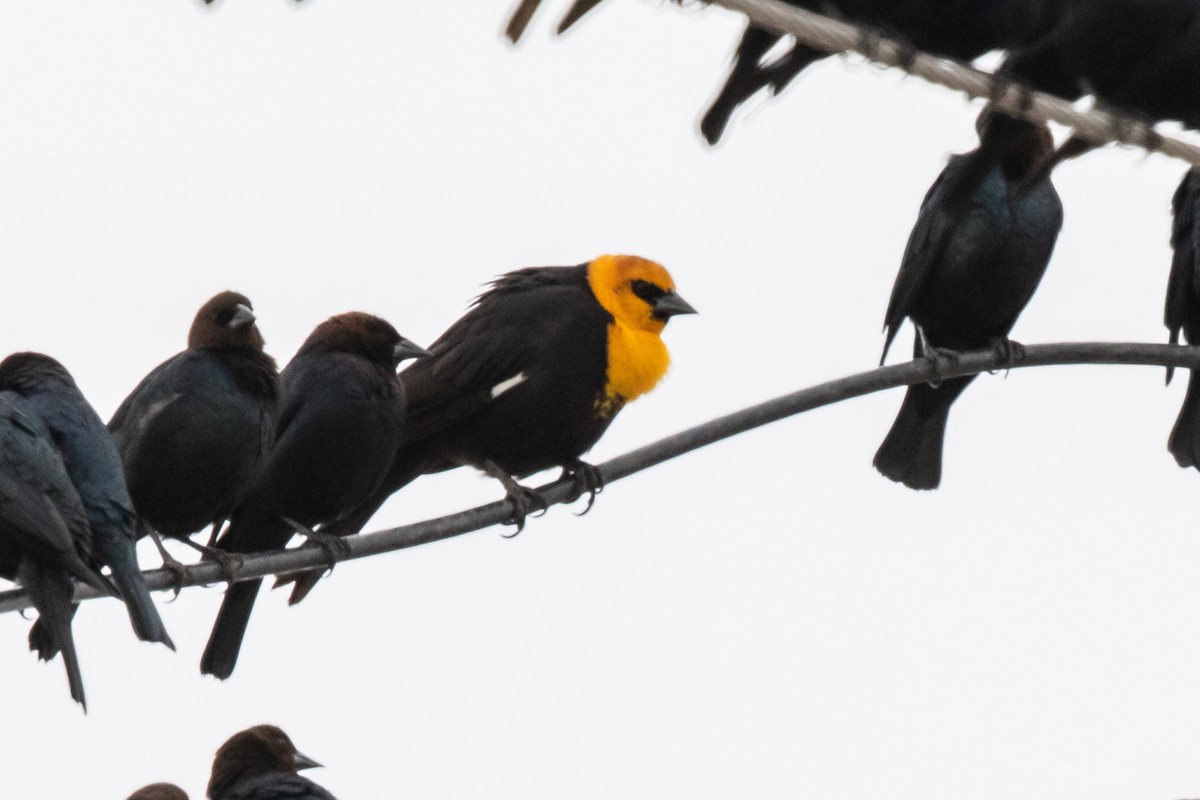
[477,461,549,536]
[562,459,605,516]
[989,337,1026,375]
[915,325,960,388]
[282,517,350,578]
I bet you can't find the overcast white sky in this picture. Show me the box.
[1,1,1199,798]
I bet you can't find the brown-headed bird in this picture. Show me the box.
[1166,169,1200,468]
[0,394,111,709]
[127,783,189,800]
[109,291,278,578]
[199,313,427,680]
[312,255,695,554]
[874,123,1063,490]
[1,353,174,653]
[207,725,333,800]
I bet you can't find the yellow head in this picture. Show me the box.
[585,254,696,412]
[586,255,695,333]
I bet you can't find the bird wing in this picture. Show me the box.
[402,268,596,443]
[0,402,106,590]
[880,158,961,362]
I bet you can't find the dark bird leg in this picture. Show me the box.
[989,336,1026,371]
[915,324,960,388]
[562,458,605,515]
[175,536,245,584]
[268,518,352,608]
[478,460,550,535]
[146,530,190,598]
[281,516,351,575]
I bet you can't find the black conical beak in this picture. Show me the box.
[394,337,432,364]
[652,290,698,319]
[293,751,323,771]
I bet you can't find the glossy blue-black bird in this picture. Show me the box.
[1166,169,1200,469]
[207,725,335,800]
[109,292,278,575]
[874,121,1063,489]
[0,394,110,709]
[0,353,174,650]
[200,313,427,680]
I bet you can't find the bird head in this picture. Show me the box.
[301,311,429,371]
[586,254,696,334]
[188,291,268,353]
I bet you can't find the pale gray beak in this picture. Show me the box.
[229,303,256,329]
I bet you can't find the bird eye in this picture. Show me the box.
[631,279,665,304]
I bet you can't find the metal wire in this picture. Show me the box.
[2,340,1195,615]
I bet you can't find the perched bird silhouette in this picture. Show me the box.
[109,291,278,580]
[0,394,110,709]
[318,255,696,548]
[200,313,427,680]
[208,725,334,800]
[1166,169,1200,469]
[127,783,189,800]
[874,122,1063,489]
[701,0,1065,144]
[0,353,174,651]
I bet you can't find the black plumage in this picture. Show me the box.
[207,725,334,800]
[0,394,109,709]
[199,313,425,680]
[925,0,1200,242]
[701,0,1064,144]
[874,123,1063,489]
[0,353,174,651]
[109,292,278,564]
[1167,169,1200,469]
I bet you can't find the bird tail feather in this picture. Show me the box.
[873,379,972,491]
[1169,371,1200,469]
[22,562,87,710]
[200,578,262,680]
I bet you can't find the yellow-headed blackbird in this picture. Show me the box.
[291,255,694,594]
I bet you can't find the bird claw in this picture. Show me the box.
[161,556,190,601]
[499,485,550,537]
[989,337,1025,374]
[283,517,350,577]
[915,325,959,388]
[562,460,605,516]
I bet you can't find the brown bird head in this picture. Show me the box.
[299,311,429,370]
[1001,121,1056,182]
[188,291,267,353]
[0,352,76,393]
[586,254,696,335]
[126,782,189,800]
[207,724,322,800]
